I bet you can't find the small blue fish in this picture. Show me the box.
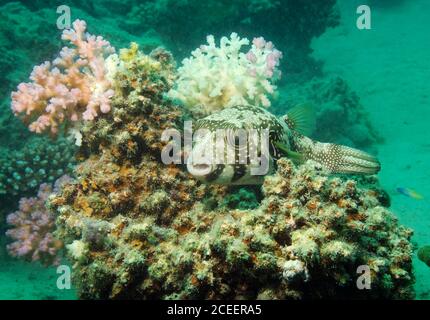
[396,187,424,200]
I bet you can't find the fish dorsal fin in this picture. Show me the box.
[283,103,316,136]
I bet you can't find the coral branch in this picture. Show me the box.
[11,19,115,134]
[168,33,282,114]
[5,176,71,266]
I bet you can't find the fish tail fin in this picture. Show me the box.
[293,135,381,175]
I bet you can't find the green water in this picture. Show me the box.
[0,0,429,300]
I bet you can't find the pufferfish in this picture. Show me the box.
[186,104,380,185]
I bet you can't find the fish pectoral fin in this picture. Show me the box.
[283,103,316,136]
[274,141,305,164]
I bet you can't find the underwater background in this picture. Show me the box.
[0,0,428,299]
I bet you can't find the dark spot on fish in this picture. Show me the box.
[232,164,247,182]
[206,164,225,182]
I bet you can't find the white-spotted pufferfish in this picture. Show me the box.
[187,104,380,185]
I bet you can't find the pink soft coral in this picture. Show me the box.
[11,20,115,134]
[5,176,72,266]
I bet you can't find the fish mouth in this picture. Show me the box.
[187,161,213,177]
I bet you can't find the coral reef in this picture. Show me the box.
[76,43,177,160]
[221,187,261,210]
[0,1,159,100]
[0,2,63,148]
[0,137,76,198]
[119,0,339,75]
[1,8,411,299]
[50,154,414,299]
[276,76,382,151]
[5,176,71,266]
[0,1,340,145]
[11,19,115,135]
[0,2,61,101]
[261,160,413,299]
[46,44,413,299]
[168,34,282,114]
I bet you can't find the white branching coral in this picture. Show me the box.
[168,33,282,114]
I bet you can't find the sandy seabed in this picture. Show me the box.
[312,0,430,299]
